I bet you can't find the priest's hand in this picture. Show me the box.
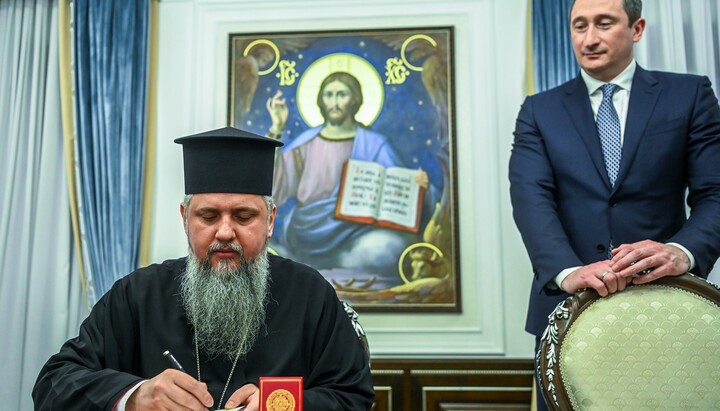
[223,383,259,411]
[127,369,214,411]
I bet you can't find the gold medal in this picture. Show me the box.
[266,388,296,411]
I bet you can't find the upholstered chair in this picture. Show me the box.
[537,274,720,410]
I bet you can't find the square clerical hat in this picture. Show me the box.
[174,127,283,195]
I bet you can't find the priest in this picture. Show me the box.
[33,127,375,411]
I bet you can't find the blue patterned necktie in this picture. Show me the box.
[597,83,622,187]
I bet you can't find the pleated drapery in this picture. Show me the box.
[531,0,578,93]
[0,1,85,409]
[72,0,150,304]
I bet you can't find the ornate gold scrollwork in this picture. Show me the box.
[276,60,300,86]
[384,57,410,85]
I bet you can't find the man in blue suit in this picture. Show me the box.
[510,0,720,408]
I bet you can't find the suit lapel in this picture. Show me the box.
[562,76,610,189]
[614,66,660,191]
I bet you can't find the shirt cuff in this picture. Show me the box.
[551,242,694,291]
[554,267,581,290]
[114,380,147,411]
[667,242,696,271]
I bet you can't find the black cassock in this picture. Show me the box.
[33,254,374,410]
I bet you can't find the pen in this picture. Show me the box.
[162,350,185,372]
[162,350,246,411]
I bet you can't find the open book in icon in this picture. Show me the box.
[335,159,425,233]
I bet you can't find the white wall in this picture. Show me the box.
[152,0,535,358]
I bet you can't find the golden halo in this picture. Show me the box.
[296,53,383,128]
[398,242,445,284]
[400,34,437,71]
[243,39,280,75]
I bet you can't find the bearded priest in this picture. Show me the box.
[33,127,375,411]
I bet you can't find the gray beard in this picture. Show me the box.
[179,243,270,361]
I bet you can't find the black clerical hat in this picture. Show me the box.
[174,127,283,195]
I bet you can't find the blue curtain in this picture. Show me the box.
[532,0,578,92]
[73,0,149,304]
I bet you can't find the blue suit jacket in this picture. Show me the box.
[509,66,720,336]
